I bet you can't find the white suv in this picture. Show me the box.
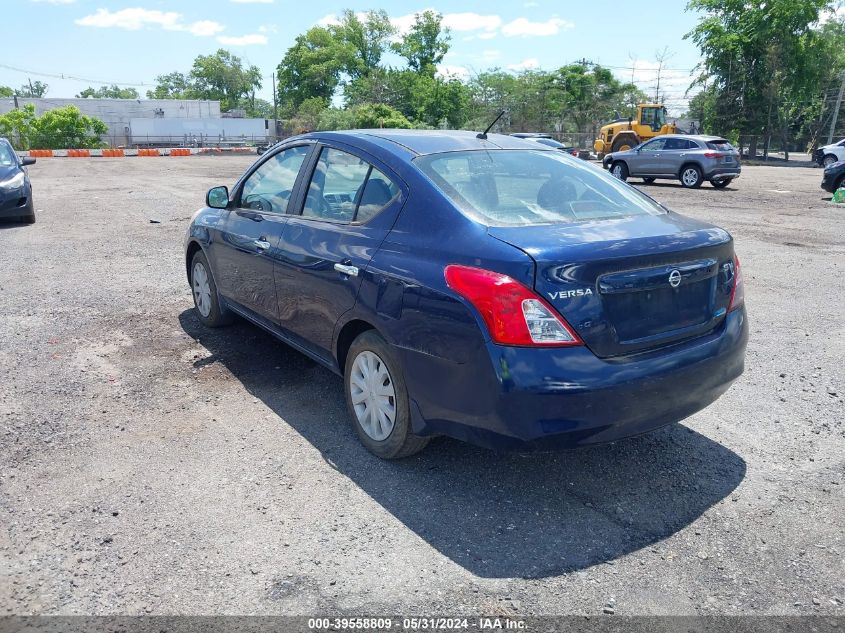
[814,139,845,167]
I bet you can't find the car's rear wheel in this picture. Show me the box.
[680,165,703,188]
[190,250,233,328]
[611,162,629,182]
[642,177,656,184]
[344,330,428,459]
[823,154,838,167]
[710,178,732,189]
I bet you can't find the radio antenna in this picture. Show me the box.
[477,110,507,140]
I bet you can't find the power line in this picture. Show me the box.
[0,62,153,88]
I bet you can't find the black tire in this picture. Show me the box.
[642,177,656,184]
[710,179,732,189]
[611,135,638,153]
[610,161,629,182]
[823,154,838,168]
[190,250,234,328]
[344,330,429,459]
[680,164,703,188]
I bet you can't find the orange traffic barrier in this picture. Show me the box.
[138,148,160,157]
[68,149,90,157]
[170,148,191,156]
[103,148,125,157]
[30,149,53,157]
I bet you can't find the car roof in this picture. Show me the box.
[299,129,548,157]
[659,134,727,142]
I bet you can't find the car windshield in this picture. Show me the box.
[0,143,16,167]
[414,149,666,226]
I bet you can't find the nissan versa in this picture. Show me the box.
[184,130,748,459]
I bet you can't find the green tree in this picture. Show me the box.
[0,104,37,149]
[30,106,107,149]
[146,72,194,100]
[0,86,13,98]
[334,9,395,80]
[190,49,262,112]
[17,81,48,97]
[277,26,348,111]
[0,104,107,149]
[686,0,837,155]
[391,10,450,76]
[77,85,140,99]
[352,103,412,128]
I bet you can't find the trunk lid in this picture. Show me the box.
[488,213,737,358]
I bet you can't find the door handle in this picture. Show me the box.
[254,238,270,251]
[334,263,359,277]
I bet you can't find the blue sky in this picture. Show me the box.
[3,1,706,112]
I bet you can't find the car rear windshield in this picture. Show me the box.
[414,149,666,226]
[706,139,734,151]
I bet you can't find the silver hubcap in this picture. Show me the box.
[683,169,698,186]
[192,262,212,318]
[350,350,396,441]
[612,165,623,178]
[825,156,836,167]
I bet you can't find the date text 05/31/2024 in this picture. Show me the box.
[307,617,527,630]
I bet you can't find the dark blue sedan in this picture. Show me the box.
[185,130,748,458]
[0,138,36,224]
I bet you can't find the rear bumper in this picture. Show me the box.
[401,308,748,450]
[704,167,740,180]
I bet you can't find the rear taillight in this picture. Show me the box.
[570,150,578,157]
[703,152,725,159]
[444,265,582,347]
[728,255,744,311]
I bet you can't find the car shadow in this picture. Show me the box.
[0,220,32,229]
[637,181,735,191]
[178,309,746,579]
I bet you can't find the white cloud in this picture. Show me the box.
[437,64,470,80]
[30,0,76,4]
[442,12,501,33]
[819,5,845,23]
[257,24,277,33]
[187,20,226,37]
[75,8,223,37]
[217,33,268,45]
[507,58,540,72]
[501,17,573,36]
[524,1,539,6]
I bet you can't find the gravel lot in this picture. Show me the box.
[0,157,843,617]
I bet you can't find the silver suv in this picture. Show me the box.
[602,134,741,189]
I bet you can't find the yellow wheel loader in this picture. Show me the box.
[593,104,677,158]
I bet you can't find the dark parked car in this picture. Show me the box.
[820,159,845,193]
[510,133,579,157]
[0,139,36,224]
[185,130,748,458]
[603,134,740,188]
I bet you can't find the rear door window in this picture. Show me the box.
[302,147,400,223]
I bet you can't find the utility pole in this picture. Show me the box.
[271,72,278,140]
[828,72,845,145]
[28,77,34,97]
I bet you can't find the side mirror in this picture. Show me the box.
[206,186,230,209]
[21,157,36,166]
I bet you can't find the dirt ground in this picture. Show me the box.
[0,157,842,617]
